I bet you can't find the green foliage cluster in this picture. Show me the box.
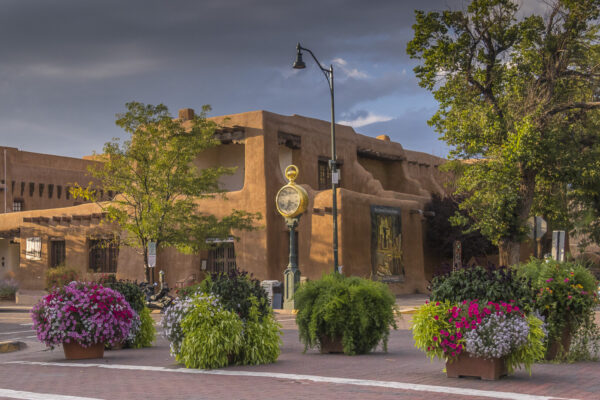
[505,313,547,373]
[198,269,270,321]
[430,265,534,310]
[45,265,79,290]
[517,259,599,359]
[411,301,454,362]
[294,273,397,355]
[0,278,18,300]
[74,102,259,281]
[175,294,281,369]
[98,276,155,348]
[407,0,600,263]
[129,306,156,349]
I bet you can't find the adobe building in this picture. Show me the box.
[0,110,450,294]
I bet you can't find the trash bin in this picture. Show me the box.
[261,280,283,309]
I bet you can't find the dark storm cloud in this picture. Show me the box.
[2,0,518,157]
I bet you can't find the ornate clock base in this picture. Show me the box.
[283,265,300,310]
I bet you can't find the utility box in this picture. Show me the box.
[261,280,283,309]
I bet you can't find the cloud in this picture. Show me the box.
[22,58,163,80]
[339,110,393,128]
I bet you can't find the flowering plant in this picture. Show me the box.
[31,281,135,348]
[161,291,216,355]
[412,299,546,373]
[518,259,599,352]
[162,292,281,369]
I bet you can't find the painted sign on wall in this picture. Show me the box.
[370,205,404,281]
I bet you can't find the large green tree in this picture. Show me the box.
[75,102,259,281]
[407,0,600,265]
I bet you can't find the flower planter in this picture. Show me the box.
[446,352,507,380]
[320,335,344,354]
[546,324,572,360]
[63,342,105,360]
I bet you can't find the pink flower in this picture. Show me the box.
[434,315,438,320]
[433,336,438,341]
[546,278,553,282]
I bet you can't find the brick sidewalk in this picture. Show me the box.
[1,328,598,400]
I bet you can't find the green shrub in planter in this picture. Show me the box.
[517,258,599,360]
[129,307,156,349]
[237,297,281,365]
[198,269,270,321]
[100,277,155,348]
[168,293,282,369]
[295,273,397,355]
[430,265,534,311]
[0,278,18,300]
[177,294,244,369]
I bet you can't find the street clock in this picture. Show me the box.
[276,165,308,218]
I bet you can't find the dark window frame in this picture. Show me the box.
[88,238,119,273]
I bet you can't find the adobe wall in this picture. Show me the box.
[0,110,450,293]
[0,146,102,214]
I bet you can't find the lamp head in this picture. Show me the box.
[293,43,306,69]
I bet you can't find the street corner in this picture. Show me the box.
[0,341,26,354]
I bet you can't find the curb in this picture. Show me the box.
[0,341,26,353]
[273,309,297,315]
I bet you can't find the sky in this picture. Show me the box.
[0,0,546,159]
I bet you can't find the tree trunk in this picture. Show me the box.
[498,239,521,267]
[143,249,150,283]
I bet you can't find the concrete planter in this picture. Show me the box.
[446,352,507,380]
[63,342,104,360]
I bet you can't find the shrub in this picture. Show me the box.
[198,269,270,321]
[237,297,281,365]
[294,273,397,355]
[0,278,18,300]
[412,300,546,374]
[31,282,135,348]
[163,293,281,369]
[176,294,245,369]
[99,277,155,348]
[517,258,599,359]
[430,265,534,310]
[162,293,213,356]
[129,306,156,348]
[45,265,79,290]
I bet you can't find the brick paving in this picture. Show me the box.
[0,298,598,399]
[0,327,598,400]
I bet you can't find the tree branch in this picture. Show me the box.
[547,101,600,115]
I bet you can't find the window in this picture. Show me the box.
[20,182,25,196]
[207,242,236,274]
[25,237,42,260]
[48,184,54,198]
[50,239,66,268]
[12,199,23,212]
[318,160,332,190]
[66,186,71,200]
[29,182,35,196]
[88,239,118,273]
[57,185,62,199]
[39,183,44,197]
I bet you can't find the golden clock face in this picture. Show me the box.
[276,186,301,216]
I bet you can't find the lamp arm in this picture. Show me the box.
[298,45,333,88]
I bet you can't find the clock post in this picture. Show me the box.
[276,165,308,310]
[283,216,300,310]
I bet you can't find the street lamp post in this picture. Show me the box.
[293,42,339,273]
